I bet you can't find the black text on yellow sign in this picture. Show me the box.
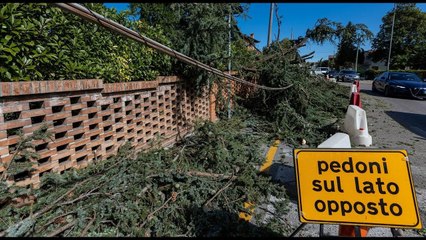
[293,149,422,229]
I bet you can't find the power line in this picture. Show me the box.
[53,3,293,91]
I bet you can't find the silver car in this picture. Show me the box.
[314,67,330,76]
[337,70,360,82]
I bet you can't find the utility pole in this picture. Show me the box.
[267,3,274,47]
[387,3,396,71]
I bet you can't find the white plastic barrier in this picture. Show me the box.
[317,133,351,148]
[349,84,357,96]
[343,105,372,147]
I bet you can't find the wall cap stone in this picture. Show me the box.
[0,79,104,97]
[0,76,182,97]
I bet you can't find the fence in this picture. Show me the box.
[0,76,213,188]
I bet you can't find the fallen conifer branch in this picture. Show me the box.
[58,186,101,206]
[185,171,236,180]
[37,211,76,232]
[139,191,181,229]
[46,220,77,237]
[80,212,96,237]
[204,174,235,207]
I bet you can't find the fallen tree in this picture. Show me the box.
[0,113,290,237]
[0,6,352,237]
[235,24,349,146]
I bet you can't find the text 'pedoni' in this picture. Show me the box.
[317,157,388,175]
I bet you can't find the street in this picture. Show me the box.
[350,80,426,235]
[257,80,426,237]
[359,80,426,140]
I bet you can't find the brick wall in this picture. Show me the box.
[0,76,214,188]
[212,71,258,113]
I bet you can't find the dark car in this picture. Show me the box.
[337,70,360,82]
[327,70,339,79]
[372,71,426,99]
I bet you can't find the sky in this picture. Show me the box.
[104,3,426,62]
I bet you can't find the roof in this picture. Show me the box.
[234,25,260,44]
[242,34,260,44]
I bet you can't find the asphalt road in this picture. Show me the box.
[254,81,426,236]
[337,80,426,235]
[359,80,426,141]
[252,81,426,236]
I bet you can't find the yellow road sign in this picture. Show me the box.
[293,149,422,229]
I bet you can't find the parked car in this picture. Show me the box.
[336,70,360,82]
[324,70,338,82]
[372,71,426,100]
[314,67,330,76]
[327,70,339,79]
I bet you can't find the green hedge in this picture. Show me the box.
[364,69,426,80]
[0,3,172,82]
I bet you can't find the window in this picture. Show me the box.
[389,73,421,82]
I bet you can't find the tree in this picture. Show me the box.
[318,59,330,68]
[129,3,248,88]
[335,22,372,68]
[305,18,372,69]
[372,4,426,69]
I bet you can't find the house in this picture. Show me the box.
[362,50,387,71]
[234,25,261,54]
[242,33,261,54]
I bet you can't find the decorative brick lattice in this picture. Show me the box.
[0,76,212,187]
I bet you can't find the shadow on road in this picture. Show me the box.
[360,88,382,97]
[268,163,298,202]
[189,207,284,237]
[385,111,426,140]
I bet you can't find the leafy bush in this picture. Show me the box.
[364,69,381,79]
[0,3,172,82]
